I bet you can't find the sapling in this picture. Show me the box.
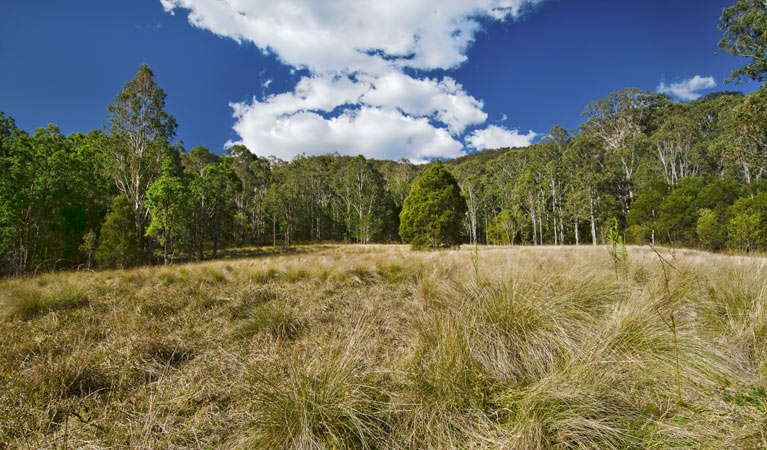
[607,218,628,280]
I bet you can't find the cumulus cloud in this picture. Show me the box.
[229,103,464,163]
[465,125,537,150]
[359,73,486,135]
[160,0,543,159]
[657,75,716,101]
[161,0,542,73]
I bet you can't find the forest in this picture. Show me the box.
[2,79,767,276]
[2,77,767,277]
[2,1,767,276]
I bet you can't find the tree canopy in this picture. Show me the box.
[719,0,767,83]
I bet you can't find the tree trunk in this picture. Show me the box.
[575,218,580,246]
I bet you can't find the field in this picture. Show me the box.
[1,244,766,449]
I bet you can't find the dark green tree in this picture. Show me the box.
[95,195,142,269]
[399,160,467,250]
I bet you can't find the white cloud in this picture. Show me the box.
[465,125,537,150]
[657,75,716,101]
[160,0,543,159]
[161,0,542,74]
[227,72,488,160]
[359,73,486,135]
[228,104,463,163]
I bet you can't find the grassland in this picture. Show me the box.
[1,244,766,449]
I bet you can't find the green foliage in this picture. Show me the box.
[106,64,177,253]
[95,195,142,269]
[399,160,468,250]
[487,209,524,245]
[9,19,767,278]
[719,0,767,83]
[343,156,387,244]
[146,159,190,265]
[658,180,702,245]
[696,209,727,250]
[0,119,112,276]
[607,218,628,279]
[727,193,767,252]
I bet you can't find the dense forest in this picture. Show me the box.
[2,1,767,276]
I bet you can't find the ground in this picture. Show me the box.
[1,244,766,449]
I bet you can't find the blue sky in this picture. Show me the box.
[0,0,760,161]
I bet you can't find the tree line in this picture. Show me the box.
[2,1,767,275]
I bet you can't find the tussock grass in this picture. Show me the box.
[235,302,303,339]
[1,281,89,320]
[1,244,766,448]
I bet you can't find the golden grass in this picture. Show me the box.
[1,244,766,448]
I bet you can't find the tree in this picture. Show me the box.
[487,208,525,245]
[721,86,767,183]
[399,160,467,250]
[95,195,142,269]
[106,64,177,255]
[696,209,727,250]
[343,156,386,244]
[719,0,767,83]
[727,192,767,251]
[581,88,668,202]
[626,180,668,244]
[146,159,189,265]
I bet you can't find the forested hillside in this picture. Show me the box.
[3,1,767,276]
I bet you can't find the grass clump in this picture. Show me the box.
[235,302,303,339]
[242,345,386,449]
[2,283,89,320]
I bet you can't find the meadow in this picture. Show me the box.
[1,244,766,449]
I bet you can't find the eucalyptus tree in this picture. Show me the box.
[652,105,701,186]
[721,86,767,183]
[452,158,487,245]
[719,0,767,83]
[146,158,190,265]
[582,88,668,203]
[225,145,271,245]
[541,125,569,244]
[342,155,387,244]
[106,64,177,251]
[563,134,614,245]
[184,146,218,259]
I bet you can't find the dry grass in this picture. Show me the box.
[1,244,766,448]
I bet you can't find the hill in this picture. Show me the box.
[1,244,766,448]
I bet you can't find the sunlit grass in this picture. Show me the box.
[1,244,766,448]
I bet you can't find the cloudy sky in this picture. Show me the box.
[0,0,760,162]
